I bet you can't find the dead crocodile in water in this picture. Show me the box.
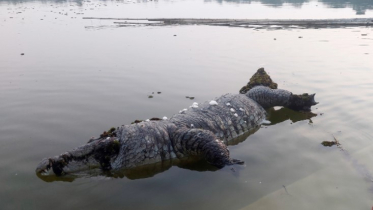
[36,68,318,177]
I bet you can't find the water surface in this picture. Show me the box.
[1,0,373,209]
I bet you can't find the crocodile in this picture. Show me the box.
[36,68,317,177]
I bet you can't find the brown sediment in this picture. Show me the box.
[239,68,278,94]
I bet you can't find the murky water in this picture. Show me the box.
[1,0,373,209]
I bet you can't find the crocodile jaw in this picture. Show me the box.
[36,158,55,176]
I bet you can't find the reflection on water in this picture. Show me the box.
[36,156,219,182]
[321,0,373,15]
[208,0,373,15]
[36,158,209,182]
[1,0,373,15]
[0,19,372,208]
[266,107,317,125]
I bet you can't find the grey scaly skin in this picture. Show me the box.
[36,76,317,177]
[246,86,317,111]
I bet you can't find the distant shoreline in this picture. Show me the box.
[83,17,373,28]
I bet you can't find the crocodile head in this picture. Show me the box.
[36,138,120,176]
[36,158,55,176]
[287,93,318,111]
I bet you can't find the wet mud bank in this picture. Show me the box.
[83,17,373,28]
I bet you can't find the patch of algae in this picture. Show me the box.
[239,68,278,94]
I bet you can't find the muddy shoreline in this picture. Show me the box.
[83,17,373,28]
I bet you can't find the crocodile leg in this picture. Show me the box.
[172,127,244,168]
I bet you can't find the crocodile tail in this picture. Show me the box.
[36,138,120,176]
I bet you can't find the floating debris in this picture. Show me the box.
[321,141,337,147]
[321,134,341,147]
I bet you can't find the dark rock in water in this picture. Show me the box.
[239,68,278,94]
[157,92,161,94]
[21,53,24,55]
[148,95,153,98]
